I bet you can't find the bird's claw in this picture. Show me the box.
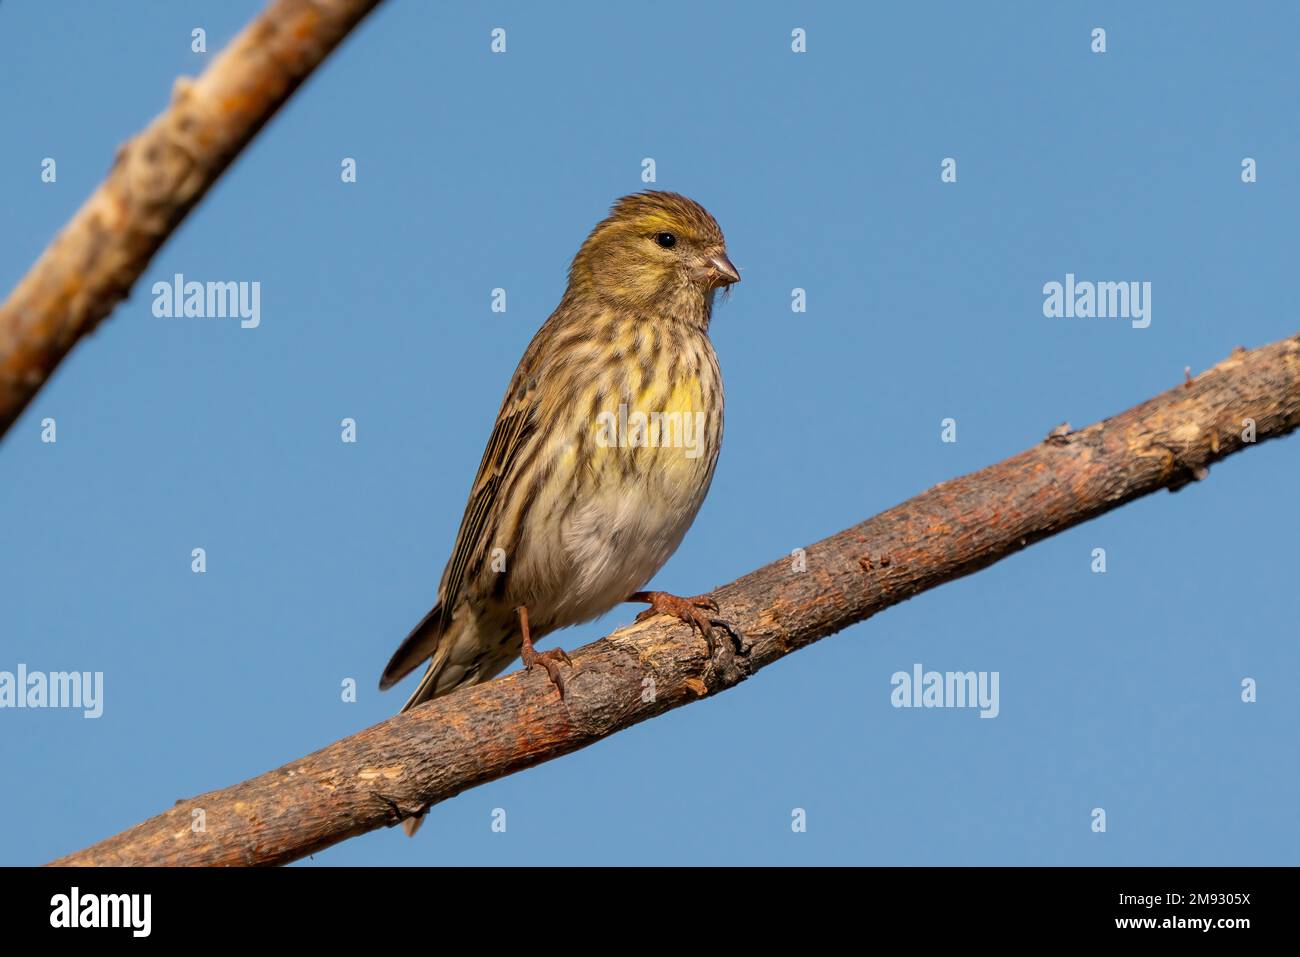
[521,647,573,699]
[631,591,749,662]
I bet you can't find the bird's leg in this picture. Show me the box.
[517,604,572,698]
[628,591,749,657]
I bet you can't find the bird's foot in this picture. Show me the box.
[521,644,573,698]
[517,605,574,699]
[630,591,751,659]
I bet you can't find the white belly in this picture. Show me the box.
[552,484,704,625]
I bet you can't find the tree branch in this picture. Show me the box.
[0,0,383,439]
[47,334,1300,866]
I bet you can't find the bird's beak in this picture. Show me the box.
[706,251,741,288]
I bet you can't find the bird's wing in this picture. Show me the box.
[379,371,539,691]
[438,371,539,615]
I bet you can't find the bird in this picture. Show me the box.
[379,191,741,834]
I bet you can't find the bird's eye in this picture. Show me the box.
[655,232,677,249]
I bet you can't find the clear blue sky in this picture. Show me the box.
[2,1,1297,866]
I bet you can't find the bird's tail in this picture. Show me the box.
[379,603,448,705]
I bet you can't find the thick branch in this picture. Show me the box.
[0,0,383,438]
[50,335,1300,866]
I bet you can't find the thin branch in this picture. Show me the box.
[48,334,1300,866]
[0,0,384,438]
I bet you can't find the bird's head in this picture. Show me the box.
[568,191,739,313]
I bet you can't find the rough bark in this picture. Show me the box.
[49,333,1300,866]
[0,0,383,437]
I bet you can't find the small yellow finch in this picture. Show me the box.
[380,192,740,830]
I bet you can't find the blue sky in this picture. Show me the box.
[1,1,1297,865]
